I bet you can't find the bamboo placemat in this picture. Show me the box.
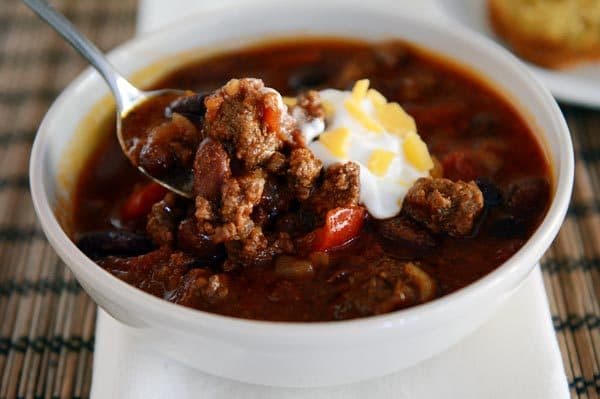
[0,0,598,397]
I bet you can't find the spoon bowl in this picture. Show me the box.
[116,86,194,198]
[23,0,194,197]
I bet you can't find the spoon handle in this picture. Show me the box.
[22,0,140,110]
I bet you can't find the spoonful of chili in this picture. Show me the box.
[24,0,194,198]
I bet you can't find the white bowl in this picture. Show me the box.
[29,0,573,388]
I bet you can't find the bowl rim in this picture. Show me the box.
[29,2,573,341]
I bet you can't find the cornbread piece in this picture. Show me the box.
[403,178,484,237]
[204,78,297,168]
[489,0,600,68]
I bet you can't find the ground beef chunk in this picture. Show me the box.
[294,90,325,120]
[331,257,436,319]
[376,215,437,249]
[173,268,210,306]
[183,82,359,272]
[288,148,323,200]
[211,170,266,242]
[205,274,230,301]
[310,162,360,216]
[203,78,296,169]
[403,177,484,237]
[223,227,268,270]
[193,169,266,244]
[146,193,184,247]
[137,113,199,178]
[193,138,231,201]
[194,196,217,235]
[224,228,293,270]
[265,151,287,174]
[173,269,230,307]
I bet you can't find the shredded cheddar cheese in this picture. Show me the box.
[351,79,370,102]
[322,99,335,119]
[318,127,351,158]
[367,88,387,107]
[367,150,396,177]
[344,98,384,133]
[282,96,297,107]
[375,102,416,137]
[403,131,433,172]
[300,79,434,219]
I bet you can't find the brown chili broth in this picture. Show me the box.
[73,38,551,321]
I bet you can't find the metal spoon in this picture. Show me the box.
[24,0,194,198]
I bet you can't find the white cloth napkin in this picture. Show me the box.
[90,1,569,397]
[91,268,568,399]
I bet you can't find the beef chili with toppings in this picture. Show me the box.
[72,39,552,321]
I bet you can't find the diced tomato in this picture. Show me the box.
[312,207,366,252]
[262,104,280,132]
[120,182,168,221]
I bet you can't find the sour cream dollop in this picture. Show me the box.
[295,80,433,219]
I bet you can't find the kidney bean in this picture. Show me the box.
[288,66,330,91]
[164,93,208,123]
[76,230,154,259]
[476,178,503,207]
[192,138,231,200]
[506,177,551,219]
[177,218,225,263]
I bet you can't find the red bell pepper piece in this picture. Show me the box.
[313,207,366,251]
[120,182,168,221]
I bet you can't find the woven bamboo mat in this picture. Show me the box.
[0,0,598,397]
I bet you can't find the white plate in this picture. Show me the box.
[435,0,600,108]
